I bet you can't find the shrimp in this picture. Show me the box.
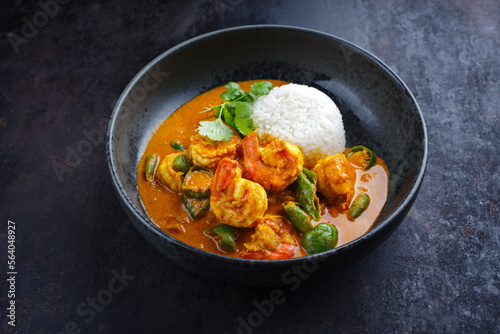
[312,153,356,210]
[188,130,242,171]
[210,158,268,228]
[240,215,297,260]
[157,152,186,192]
[242,131,304,192]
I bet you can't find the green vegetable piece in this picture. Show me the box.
[224,101,255,136]
[181,165,212,199]
[234,116,255,136]
[144,154,159,182]
[172,155,192,174]
[190,165,212,173]
[170,141,186,151]
[234,102,255,136]
[346,145,377,170]
[302,224,338,255]
[181,195,210,219]
[198,118,233,141]
[282,201,314,233]
[197,81,274,141]
[211,224,238,252]
[233,101,253,119]
[348,194,370,219]
[302,168,318,186]
[221,82,249,102]
[248,81,274,101]
[293,169,321,221]
[221,103,237,130]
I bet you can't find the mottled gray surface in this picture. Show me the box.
[0,1,498,333]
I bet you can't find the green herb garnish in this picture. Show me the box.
[197,81,274,141]
[198,118,233,141]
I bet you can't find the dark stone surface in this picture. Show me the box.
[0,0,498,333]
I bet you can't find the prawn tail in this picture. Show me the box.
[269,244,296,259]
[242,131,260,162]
[242,131,264,181]
[211,158,238,196]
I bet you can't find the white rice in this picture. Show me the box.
[252,83,346,165]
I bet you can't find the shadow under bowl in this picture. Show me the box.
[107,25,427,287]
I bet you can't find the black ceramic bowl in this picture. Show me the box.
[107,25,427,287]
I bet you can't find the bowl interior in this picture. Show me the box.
[109,26,426,253]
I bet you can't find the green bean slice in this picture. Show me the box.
[302,223,338,255]
[302,168,318,186]
[172,155,192,174]
[348,194,370,219]
[282,201,314,233]
[171,141,186,151]
[144,154,159,182]
[181,195,210,219]
[293,170,321,221]
[346,145,377,170]
[181,165,212,200]
[211,224,237,252]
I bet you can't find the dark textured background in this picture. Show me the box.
[1,1,499,333]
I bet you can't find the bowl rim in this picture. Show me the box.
[106,24,428,267]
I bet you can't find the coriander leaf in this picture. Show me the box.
[225,102,237,115]
[237,94,253,103]
[233,102,255,136]
[199,81,274,140]
[198,118,233,141]
[223,82,247,101]
[221,104,236,130]
[234,101,253,119]
[249,81,274,101]
[234,115,255,136]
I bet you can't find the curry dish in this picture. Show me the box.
[137,80,389,259]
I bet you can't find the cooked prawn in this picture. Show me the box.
[242,131,304,192]
[210,158,268,228]
[188,129,242,171]
[240,215,297,260]
[313,153,356,210]
[157,152,185,192]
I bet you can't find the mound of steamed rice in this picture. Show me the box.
[252,83,346,165]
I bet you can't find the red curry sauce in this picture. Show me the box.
[137,80,389,258]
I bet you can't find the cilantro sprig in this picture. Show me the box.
[197,81,274,141]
